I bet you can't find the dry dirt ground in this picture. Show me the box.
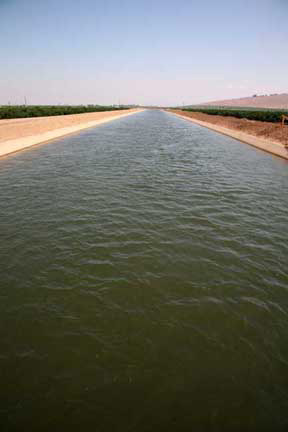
[169,110,288,148]
[204,93,288,110]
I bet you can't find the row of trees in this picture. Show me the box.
[0,105,127,119]
[182,108,288,123]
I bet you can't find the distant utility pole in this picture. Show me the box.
[24,96,27,106]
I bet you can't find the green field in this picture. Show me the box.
[181,107,288,123]
[0,105,127,119]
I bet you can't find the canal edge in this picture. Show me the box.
[0,109,146,159]
[166,110,288,161]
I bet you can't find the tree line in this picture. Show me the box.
[182,108,288,123]
[0,105,127,119]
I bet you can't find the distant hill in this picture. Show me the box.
[203,93,288,110]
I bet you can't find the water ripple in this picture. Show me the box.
[1,110,288,430]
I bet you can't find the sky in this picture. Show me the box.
[0,0,287,106]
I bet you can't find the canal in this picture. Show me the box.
[0,110,288,431]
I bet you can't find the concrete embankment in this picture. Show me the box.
[168,110,288,161]
[0,109,144,158]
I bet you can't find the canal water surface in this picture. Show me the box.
[0,110,288,431]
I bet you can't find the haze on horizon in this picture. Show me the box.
[1,0,287,106]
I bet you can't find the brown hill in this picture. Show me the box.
[204,93,288,110]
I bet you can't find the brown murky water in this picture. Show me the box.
[0,110,288,431]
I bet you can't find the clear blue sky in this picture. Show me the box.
[0,0,287,105]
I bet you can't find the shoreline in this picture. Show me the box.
[168,110,288,161]
[0,109,144,158]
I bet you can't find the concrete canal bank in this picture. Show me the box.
[168,110,288,160]
[0,109,144,158]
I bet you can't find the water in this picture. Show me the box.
[0,110,288,431]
